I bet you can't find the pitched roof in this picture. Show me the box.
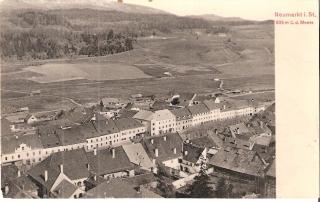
[1,133,43,155]
[142,133,183,162]
[182,143,204,163]
[28,149,90,190]
[190,136,218,148]
[62,107,94,124]
[133,110,154,121]
[187,103,210,115]
[208,147,265,177]
[170,108,192,120]
[1,118,13,136]
[114,118,144,131]
[85,178,140,198]
[122,143,153,169]
[55,127,86,146]
[266,160,275,178]
[1,164,19,188]
[52,179,78,198]
[86,146,134,176]
[81,119,119,139]
[153,109,175,121]
[203,100,221,110]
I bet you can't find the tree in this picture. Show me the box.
[186,167,214,198]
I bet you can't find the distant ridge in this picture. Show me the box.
[0,0,169,14]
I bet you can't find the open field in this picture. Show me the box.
[1,24,274,113]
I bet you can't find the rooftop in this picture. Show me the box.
[187,103,210,115]
[1,133,43,155]
[170,108,192,120]
[122,143,154,169]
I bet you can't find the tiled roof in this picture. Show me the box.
[122,143,154,169]
[52,179,78,198]
[86,146,134,176]
[182,143,204,163]
[187,103,210,115]
[208,146,265,177]
[55,127,86,146]
[81,119,119,139]
[170,108,192,120]
[142,133,183,162]
[114,118,144,131]
[28,149,90,190]
[85,178,140,198]
[190,136,219,148]
[1,133,43,155]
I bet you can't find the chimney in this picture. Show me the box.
[173,148,177,154]
[94,148,97,156]
[184,150,188,156]
[150,139,154,144]
[112,148,115,158]
[155,148,159,157]
[4,184,9,195]
[86,163,90,170]
[236,128,240,135]
[94,175,97,181]
[223,105,226,110]
[163,136,167,141]
[17,170,21,177]
[60,164,64,173]
[214,128,218,134]
[260,121,264,128]
[44,170,48,182]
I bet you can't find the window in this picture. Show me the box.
[22,147,24,150]
[5,157,8,160]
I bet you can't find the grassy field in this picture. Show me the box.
[1,24,274,113]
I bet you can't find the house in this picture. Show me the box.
[61,107,94,125]
[4,112,29,124]
[27,148,90,197]
[187,103,211,126]
[86,146,135,180]
[208,147,267,183]
[1,133,44,165]
[114,118,146,143]
[81,119,120,151]
[25,111,56,125]
[264,160,275,198]
[142,133,183,174]
[190,136,221,155]
[133,109,176,136]
[85,178,140,198]
[225,123,256,150]
[180,141,207,174]
[203,99,221,121]
[170,108,192,132]
[51,180,84,198]
[122,143,154,172]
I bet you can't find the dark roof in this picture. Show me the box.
[86,146,134,176]
[62,107,94,124]
[142,133,183,162]
[190,136,219,148]
[170,108,192,120]
[52,179,78,198]
[118,109,139,119]
[1,133,43,154]
[1,164,19,188]
[187,103,209,115]
[266,160,275,178]
[28,149,90,190]
[55,127,86,146]
[1,118,12,136]
[123,173,156,187]
[85,178,140,198]
[114,118,144,131]
[182,143,204,163]
[81,119,119,139]
[208,147,265,177]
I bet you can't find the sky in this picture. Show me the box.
[115,0,315,20]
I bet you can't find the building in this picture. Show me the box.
[27,149,90,197]
[170,108,192,132]
[133,109,176,136]
[86,146,135,180]
[208,147,267,184]
[264,160,275,197]
[1,133,44,165]
[187,103,211,126]
[203,99,221,121]
[142,133,183,174]
[114,118,146,143]
[122,143,154,172]
[180,141,207,174]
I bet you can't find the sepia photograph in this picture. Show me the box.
[0,0,277,199]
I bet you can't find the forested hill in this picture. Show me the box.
[0,9,213,61]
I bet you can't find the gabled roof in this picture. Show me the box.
[142,133,183,162]
[85,178,140,198]
[62,107,94,124]
[28,149,90,190]
[55,127,86,146]
[187,103,210,115]
[86,146,134,176]
[182,143,204,163]
[52,179,79,198]
[1,164,19,188]
[114,118,144,131]
[208,146,265,177]
[190,136,219,149]
[1,133,43,155]
[203,100,221,110]
[81,119,119,139]
[170,108,192,120]
[122,143,153,169]
[266,160,275,178]
[133,110,154,121]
